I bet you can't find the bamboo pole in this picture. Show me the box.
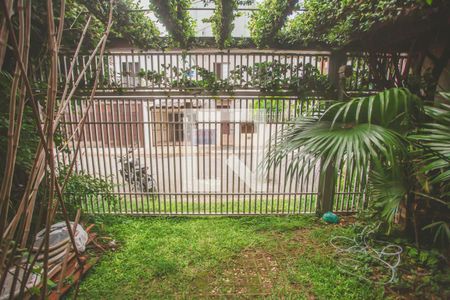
[0,0,13,69]
[3,15,95,243]
[12,0,32,245]
[60,2,114,192]
[56,33,107,122]
[56,0,65,48]
[41,0,59,295]
[0,0,114,297]
[4,148,45,240]
[2,0,113,258]
[0,0,28,279]
[0,0,32,296]
[65,4,115,298]
[3,7,103,244]
[0,0,26,237]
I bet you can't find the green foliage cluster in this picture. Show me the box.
[58,166,117,217]
[254,96,287,114]
[397,245,449,297]
[184,36,257,49]
[61,0,105,49]
[77,0,160,49]
[249,0,298,48]
[137,65,233,93]
[232,61,331,94]
[23,0,161,53]
[0,72,39,176]
[149,0,196,48]
[280,0,429,47]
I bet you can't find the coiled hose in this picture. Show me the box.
[330,225,403,285]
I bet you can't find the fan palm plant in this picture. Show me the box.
[266,88,450,247]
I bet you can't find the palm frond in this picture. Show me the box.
[422,221,450,245]
[266,119,407,180]
[410,93,450,195]
[322,87,422,132]
[369,162,409,224]
[266,88,417,179]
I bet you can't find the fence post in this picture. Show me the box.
[316,51,348,216]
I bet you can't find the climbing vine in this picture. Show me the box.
[249,0,298,48]
[231,61,331,93]
[208,0,238,49]
[134,61,331,95]
[138,65,234,93]
[149,0,196,48]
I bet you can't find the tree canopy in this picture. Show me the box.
[249,0,298,48]
[279,0,435,48]
[55,0,449,50]
[75,0,160,49]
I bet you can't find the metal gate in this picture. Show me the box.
[57,94,367,215]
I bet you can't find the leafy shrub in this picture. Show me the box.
[58,166,118,216]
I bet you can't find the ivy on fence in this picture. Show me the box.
[131,60,331,95]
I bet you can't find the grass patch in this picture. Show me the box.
[72,216,448,299]
[288,253,384,299]
[77,217,270,298]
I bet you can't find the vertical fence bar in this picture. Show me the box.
[151,101,162,213]
[146,99,156,214]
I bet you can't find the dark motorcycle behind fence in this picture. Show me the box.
[117,150,157,193]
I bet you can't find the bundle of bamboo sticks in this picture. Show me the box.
[0,0,115,298]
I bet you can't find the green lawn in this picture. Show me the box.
[72,216,448,299]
